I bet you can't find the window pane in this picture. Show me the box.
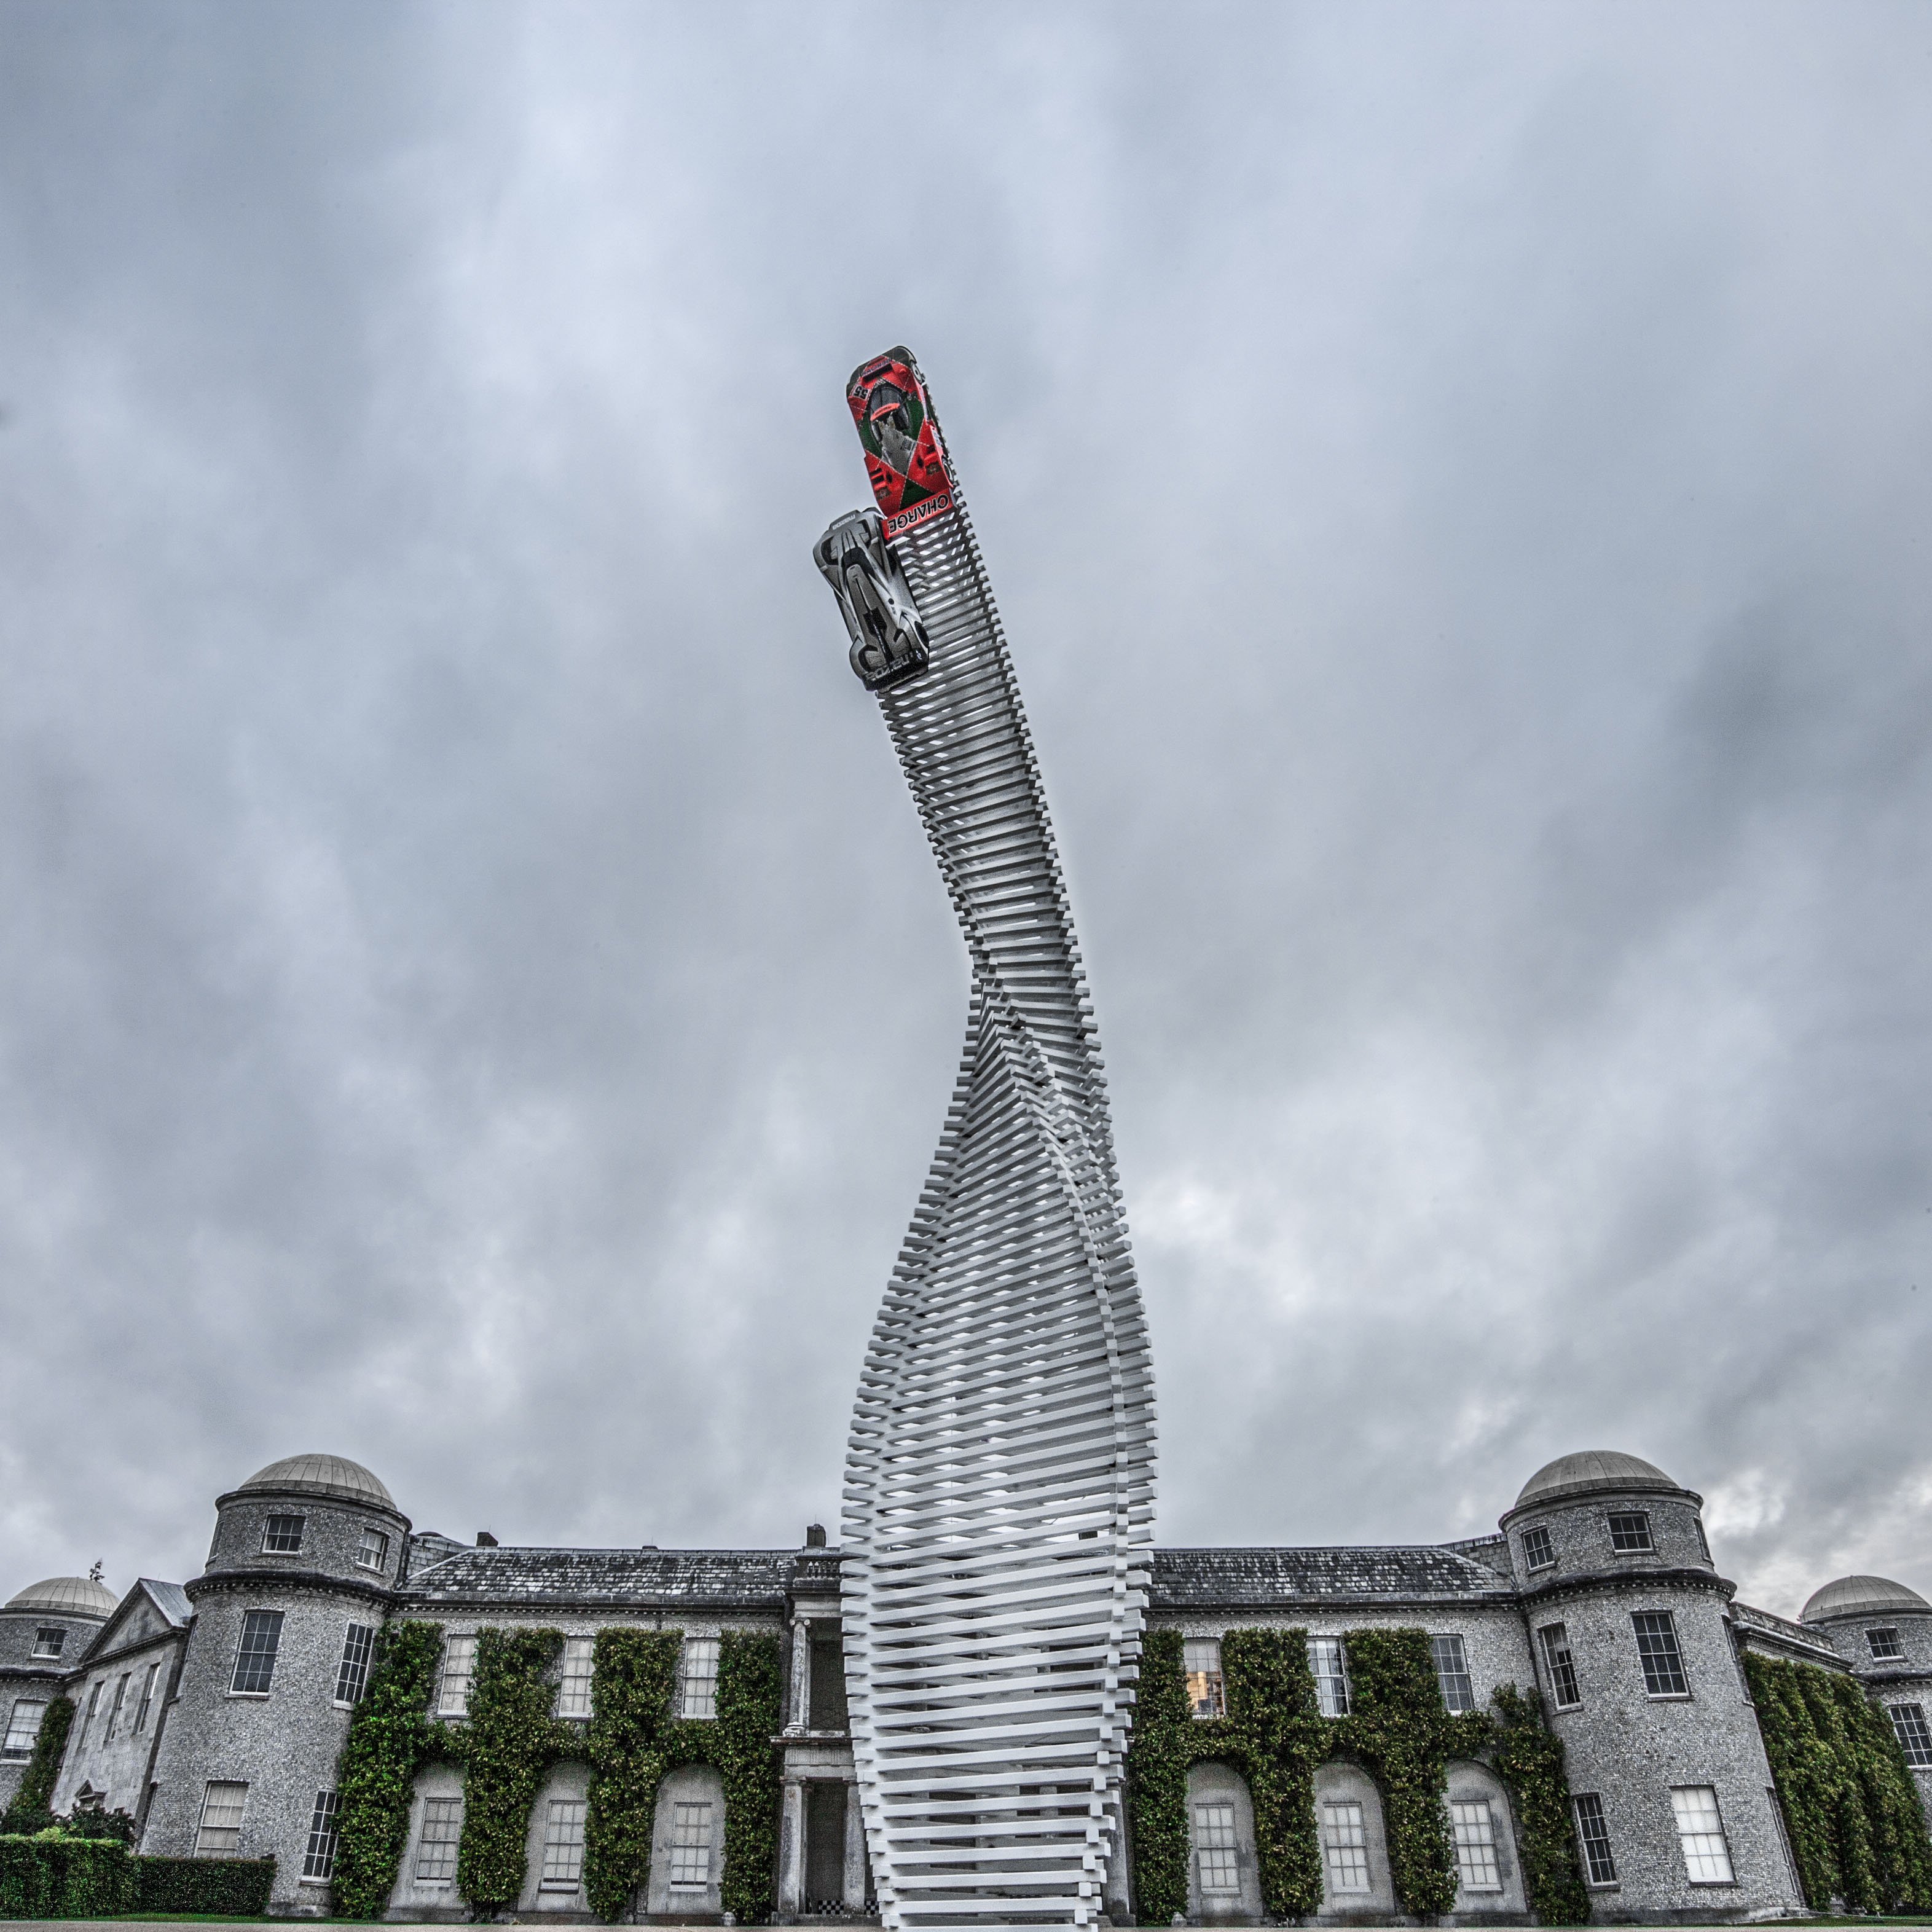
[1633,1612,1688,1696]
[197,1781,248,1857]
[31,1628,65,1660]
[415,1797,463,1880]
[1867,1627,1905,1660]
[1608,1512,1652,1553]
[1309,1638,1350,1718]
[4,1700,47,1754]
[439,1635,476,1716]
[1451,1800,1501,1891]
[558,1637,595,1719]
[681,1638,720,1720]
[1888,1703,1932,1768]
[1670,1786,1734,1883]
[1522,1526,1555,1571]
[134,1663,160,1734]
[669,1799,713,1888]
[1573,1793,1617,1885]
[356,1528,390,1572]
[541,1798,587,1888]
[262,1514,305,1553]
[303,1791,342,1881]
[1321,1800,1370,1893]
[1194,1801,1239,1894]
[1539,1625,1581,1708]
[1183,1639,1225,1720]
[1432,1635,1476,1713]
[337,1624,377,1706]
[232,1611,285,1695]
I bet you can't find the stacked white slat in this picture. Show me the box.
[841,458,1157,1932]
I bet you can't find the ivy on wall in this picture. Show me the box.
[1743,1651,1932,1913]
[0,1694,74,1831]
[1126,1625,1587,1924]
[329,1619,782,1922]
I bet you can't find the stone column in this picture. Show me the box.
[842,1780,868,1910]
[778,1776,806,1919]
[787,1612,812,1730]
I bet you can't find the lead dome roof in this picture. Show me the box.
[7,1575,117,1616]
[236,1453,395,1508]
[1800,1574,1930,1624]
[1515,1450,1681,1509]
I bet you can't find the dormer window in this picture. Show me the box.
[262,1514,306,1555]
[1867,1627,1905,1661]
[1608,1512,1653,1553]
[31,1627,65,1660]
[1522,1526,1555,1571]
[355,1528,390,1573]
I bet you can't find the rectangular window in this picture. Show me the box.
[1670,1785,1735,1884]
[1539,1624,1581,1708]
[1633,1611,1689,1696]
[1308,1638,1350,1718]
[1608,1511,1653,1553]
[1321,1799,1370,1893]
[356,1527,390,1573]
[261,1514,306,1554]
[77,1679,103,1750]
[541,1798,587,1889]
[1887,1703,1932,1768]
[438,1634,477,1716]
[681,1638,720,1721]
[336,1624,377,1706]
[3,1700,47,1754]
[232,1609,285,1695]
[302,1790,342,1882]
[196,1780,249,1856]
[669,1799,713,1888]
[1522,1525,1555,1571]
[1193,1801,1239,1895]
[1450,1799,1502,1891]
[1573,1793,1617,1884]
[134,1662,161,1734]
[1432,1634,1477,1713]
[104,1673,131,1742]
[1867,1627,1906,1662]
[31,1627,65,1660]
[415,1797,463,1881]
[1694,1518,1713,1564]
[1184,1638,1225,1719]
[557,1637,594,1719]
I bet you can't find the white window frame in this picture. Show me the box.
[302,1789,342,1883]
[1632,1611,1689,1698]
[540,1797,587,1890]
[1431,1633,1477,1713]
[104,1672,130,1743]
[438,1633,477,1716]
[1539,1624,1581,1710]
[30,1627,65,1660]
[1887,1702,1932,1769]
[414,1796,463,1882]
[261,1512,307,1555]
[133,1662,162,1735]
[1308,1637,1350,1718]
[668,1799,715,1890]
[1867,1626,1906,1661]
[680,1637,720,1721]
[1573,1792,1617,1886]
[1521,1525,1555,1571]
[1321,1799,1371,1894]
[1669,1785,1735,1885]
[355,1526,390,1573]
[231,1609,285,1696]
[336,1622,377,1707]
[1450,1799,1503,1892]
[3,1699,48,1755]
[1193,1800,1239,1895]
[196,1780,249,1857]
[557,1636,594,1719]
[1606,1510,1653,1553]
[1184,1638,1225,1719]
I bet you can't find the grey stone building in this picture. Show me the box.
[7,1445,1930,1923]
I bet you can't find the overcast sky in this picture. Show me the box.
[2,1,1928,1624]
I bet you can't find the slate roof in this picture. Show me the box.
[402,1547,797,1610]
[1150,1547,1518,1608]
[139,1579,192,1626]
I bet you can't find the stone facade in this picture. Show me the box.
[9,1445,1930,1925]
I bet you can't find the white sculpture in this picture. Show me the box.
[818,348,1158,1931]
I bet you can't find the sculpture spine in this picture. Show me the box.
[817,348,1158,1932]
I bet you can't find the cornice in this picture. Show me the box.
[1517,1565,1734,1611]
[187,1569,395,1608]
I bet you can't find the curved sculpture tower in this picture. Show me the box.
[816,348,1157,1932]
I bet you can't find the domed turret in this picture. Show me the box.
[206,1451,408,1584]
[1800,1574,1931,1624]
[1515,1450,1681,1509]
[236,1453,395,1509]
[6,1575,117,1617]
